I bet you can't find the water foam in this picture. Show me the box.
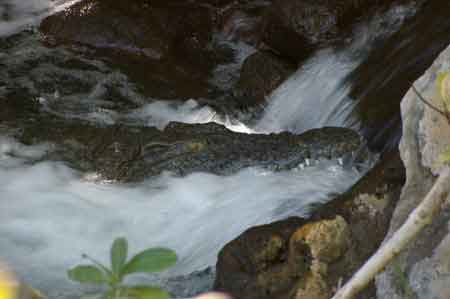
[255,2,419,134]
[0,2,418,298]
[0,138,362,296]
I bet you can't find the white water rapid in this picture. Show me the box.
[0,137,362,295]
[0,1,417,298]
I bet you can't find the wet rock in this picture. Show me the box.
[375,41,450,299]
[349,0,450,151]
[214,150,405,299]
[0,32,148,126]
[288,216,350,299]
[217,0,273,46]
[214,217,305,299]
[261,0,397,62]
[214,217,350,299]
[0,87,40,123]
[233,50,296,107]
[290,216,350,264]
[17,118,363,182]
[39,0,218,99]
[294,272,330,299]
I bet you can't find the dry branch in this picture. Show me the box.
[331,167,450,299]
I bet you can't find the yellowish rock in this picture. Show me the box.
[294,272,331,299]
[290,215,350,264]
[254,234,284,270]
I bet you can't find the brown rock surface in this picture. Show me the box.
[261,0,400,62]
[233,50,296,107]
[39,0,218,99]
[214,151,405,299]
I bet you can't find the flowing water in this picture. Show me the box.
[255,3,418,134]
[0,0,80,37]
[0,137,364,296]
[0,1,421,298]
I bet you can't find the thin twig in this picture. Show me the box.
[412,85,449,120]
[331,167,450,299]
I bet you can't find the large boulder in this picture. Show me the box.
[39,0,218,99]
[375,42,450,299]
[214,150,405,299]
[233,50,296,107]
[261,0,407,63]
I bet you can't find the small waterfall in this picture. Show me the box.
[0,1,425,298]
[255,3,418,135]
[256,49,360,134]
[348,0,450,150]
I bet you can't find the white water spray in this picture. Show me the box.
[255,3,418,134]
[256,49,359,134]
[0,2,418,298]
[126,100,254,134]
[0,137,361,296]
[0,0,81,37]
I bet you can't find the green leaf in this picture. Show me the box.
[122,286,170,299]
[440,149,450,163]
[121,248,177,276]
[68,265,107,284]
[437,72,450,105]
[436,72,449,89]
[82,254,113,278]
[111,237,128,276]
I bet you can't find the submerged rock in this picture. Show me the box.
[233,50,296,107]
[214,150,405,299]
[17,118,363,182]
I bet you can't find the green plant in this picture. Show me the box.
[68,237,177,299]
